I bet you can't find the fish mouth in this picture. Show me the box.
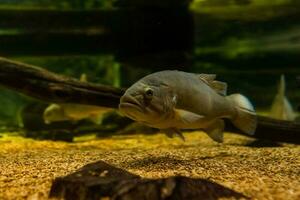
[119,95,143,114]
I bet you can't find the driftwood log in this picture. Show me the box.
[0,57,124,108]
[0,57,300,144]
[49,160,247,200]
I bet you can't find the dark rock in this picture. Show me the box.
[246,139,282,148]
[25,130,74,142]
[49,161,140,199]
[49,161,248,200]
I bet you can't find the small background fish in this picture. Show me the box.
[43,74,113,124]
[269,75,297,121]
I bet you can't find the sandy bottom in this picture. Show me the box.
[0,131,299,200]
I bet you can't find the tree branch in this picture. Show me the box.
[0,57,125,108]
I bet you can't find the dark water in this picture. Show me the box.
[0,0,299,125]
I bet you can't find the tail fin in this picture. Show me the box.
[227,94,257,135]
[270,74,296,120]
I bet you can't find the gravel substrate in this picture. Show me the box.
[0,131,299,200]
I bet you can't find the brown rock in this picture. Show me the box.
[49,161,247,200]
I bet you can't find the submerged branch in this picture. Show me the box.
[0,57,299,144]
[0,57,125,108]
[224,116,300,144]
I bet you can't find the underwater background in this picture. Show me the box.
[0,1,299,200]
[0,0,299,127]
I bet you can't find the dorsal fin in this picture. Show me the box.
[199,74,216,82]
[198,74,227,96]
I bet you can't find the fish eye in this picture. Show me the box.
[144,87,154,99]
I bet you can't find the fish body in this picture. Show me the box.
[119,70,257,142]
[43,73,112,124]
[43,103,112,124]
[270,75,296,121]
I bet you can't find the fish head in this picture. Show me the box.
[43,104,67,124]
[119,80,175,126]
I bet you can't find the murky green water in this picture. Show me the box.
[0,0,299,126]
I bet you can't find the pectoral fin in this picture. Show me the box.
[175,109,205,125]
[162,128,185,141]
[204,120,224,143]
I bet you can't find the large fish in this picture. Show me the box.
[119,70,257,142]
[269,75,296,121]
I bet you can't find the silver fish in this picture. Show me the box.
[119,70,257,142]
[269,75,296,121]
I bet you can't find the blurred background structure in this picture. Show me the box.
[0,0,299,126]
